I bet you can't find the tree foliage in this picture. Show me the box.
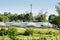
[35,11,47,22]
[56,2,60,16]
[0,11,47,22]
[48,2,60,28]
[48,14,57,23]
[24,12,33,22]
[0,15,9,22]
[51,16,60,28]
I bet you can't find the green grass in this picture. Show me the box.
[0,27,60,40]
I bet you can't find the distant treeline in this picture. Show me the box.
[0,12,47,22]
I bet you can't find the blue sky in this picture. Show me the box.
[0,0,59,16]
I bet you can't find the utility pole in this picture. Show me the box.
[30,4,32,14]
[30,4,33,22]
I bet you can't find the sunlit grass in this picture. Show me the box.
[0,27,60,40]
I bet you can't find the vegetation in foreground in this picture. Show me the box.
[0,26,60,40]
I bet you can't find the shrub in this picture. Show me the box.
[48,31,59,36]
[23,28,34,36]
[0,28,8,36]
[8,27,18,40]
[46,31,59,36]
[41,37,47,40]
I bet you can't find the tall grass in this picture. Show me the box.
[0,27,60,40]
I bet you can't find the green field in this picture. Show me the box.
[0,27,60,40]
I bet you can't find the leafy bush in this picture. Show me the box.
[46,31,53,35]
[23,28,34,36]
[46,31,59,36]
[8,27,18,40]
[0,28,8,36]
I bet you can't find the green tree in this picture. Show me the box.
[12,13,18,21]
[17,14,24,21]
[3,16,9,22]
[4,12,8,16]
[24,12,33,22]
[0,16,3,22]
[56,2,60,16]
[35,11,47,22]
[0,15,9,22]
[51,16,60,28]
[48,14,57,23]
[49,2,60,28]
